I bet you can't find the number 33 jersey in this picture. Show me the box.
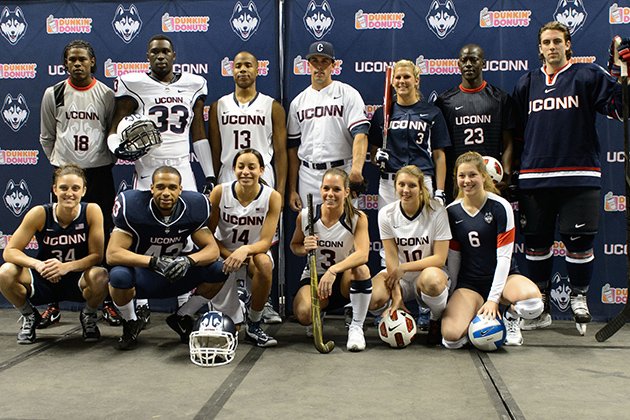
[114,72,207,159]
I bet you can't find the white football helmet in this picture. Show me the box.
[189,311,237,367]
[116,114,162,160]
[378,309,417,348]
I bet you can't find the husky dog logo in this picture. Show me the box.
[303,0,334,40]
[111,4,142,44]
[426,0,458,39]
[0,7,27,45]
[230,1,260,41]
[550,272,572,312]
[554,0,587,35]
[2,93,29,132]
[3,179,31,217]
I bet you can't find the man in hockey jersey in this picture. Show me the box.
[287,41,370,211]
[435,44,516,201]
[511,21,624,333]
[107,34,213,322]
[40,40,121,328]
[106,166,227,350]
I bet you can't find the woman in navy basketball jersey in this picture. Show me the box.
[0,164,109,344]
[442,152,542,348]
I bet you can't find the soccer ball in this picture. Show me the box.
[378,310,417,348]
[468,315,506,351]
[483,156,504,184]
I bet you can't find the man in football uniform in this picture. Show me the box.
[208,51,286,324]
[435,44,516,201]
[107,34,213,319]
[39,40,121,327]
[287,41,370,211]
[106,166,227,350]
[512,22,624,333]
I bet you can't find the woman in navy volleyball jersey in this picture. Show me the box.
[442,152,542,348]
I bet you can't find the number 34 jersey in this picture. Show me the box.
[114,72,207,160]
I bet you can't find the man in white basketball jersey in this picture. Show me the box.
[287,41,370,211]
[209,51,287,198]
[107,34,214,321]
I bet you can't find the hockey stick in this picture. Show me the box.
[307,193,335,353]
[380,65,393,171]
[597,42,630,342]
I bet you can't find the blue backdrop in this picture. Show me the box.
[0,0,628,321]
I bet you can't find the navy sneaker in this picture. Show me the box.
[37,303,61,329]
[135,304,151,326]
[80,310,101,342]
[17,308,42,344]
[116,319,144,350]
[245,320,277,347]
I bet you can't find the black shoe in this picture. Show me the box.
[166,312,194,344]
[116,319,144,350]
[426,319,442,346]
[37,303,60,329]
[17,308,42,344]
[102,302,122,326]
[136,304,151,327]
[80,310,101,342]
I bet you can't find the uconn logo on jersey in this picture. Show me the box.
[395,236,429,246]
[389,120,428,131]
[42,232,86,246]
[221,115,265,125]
[318,239,343,247]
[222,213,264,226]
[455,115,491,125]
[528,95,578,114]
[150,236,182,245]
[297,105,343,122]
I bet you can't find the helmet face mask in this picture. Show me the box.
[189,311,238,367]
[116,114,162,160]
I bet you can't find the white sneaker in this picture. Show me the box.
[306,311,325,338]
[504,316,523,346]
[346,325,366,351]
[520,312,552,330]
[262,300,282,324]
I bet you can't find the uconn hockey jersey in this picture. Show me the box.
[512,62,622,189]
[112,189,210,256]
[36,203,90,262]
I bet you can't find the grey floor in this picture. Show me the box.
[1,308,629,420]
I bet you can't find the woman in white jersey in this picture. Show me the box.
[369,165,451,346]
[441,152,542,349]
[209,148,282,348]
[290,168,372,351]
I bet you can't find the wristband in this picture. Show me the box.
[149,256,157,270]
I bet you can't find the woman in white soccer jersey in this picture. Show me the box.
[207,148,282,348]
[369,165,451,345]
[441,152,542,349]
[290,168,372,351]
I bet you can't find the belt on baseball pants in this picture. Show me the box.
[380,172,395,180]
[144,156,189,167]
[302,159,345,170]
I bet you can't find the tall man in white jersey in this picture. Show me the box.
[107,34,214,321]
[208,51,287,323]
[287,41,370,211]
[209,51,287,197]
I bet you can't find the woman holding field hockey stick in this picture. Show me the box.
[290,168,372,351]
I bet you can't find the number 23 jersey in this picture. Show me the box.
[114,72,207,159]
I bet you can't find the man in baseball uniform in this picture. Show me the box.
[287,41,370,211]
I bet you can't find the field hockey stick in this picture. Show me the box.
[380,65,393,171]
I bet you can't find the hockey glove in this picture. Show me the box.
[349,178,370,196]
[609,36,624,77]
[374,148,390,164]
[618,37,630,63]
[201,176,217,196]
[434,189,446,206]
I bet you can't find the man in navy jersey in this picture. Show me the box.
[435,44,516,202]
[512,21,624,333]
[106,166,227,350]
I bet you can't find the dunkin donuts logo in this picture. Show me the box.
[479,8,531,28]
[602,283,627,304]
[293,56,342,76]
[610,3,630,24]
[161,13,209,32]
[354,10,404,30]
[220,57,270,77]
[46,15,92,34]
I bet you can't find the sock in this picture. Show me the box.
[422,287,448,320]
[177,291,192,307]
[249,308,262,323]
[349,279,372,329]
[16,301,33,316]
[442,335,468,349]
[135,298,148,308]
[115,301,137,321]
[504,305,519,320]
[178,294,210,317]
[82,304,97,315]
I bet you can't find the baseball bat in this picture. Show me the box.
[307,193,335,353]
[597,38,630,342]
[380,65,393,171]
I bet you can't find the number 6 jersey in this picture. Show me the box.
[114,72,207,160]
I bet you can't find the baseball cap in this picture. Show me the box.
[306,41,335,60]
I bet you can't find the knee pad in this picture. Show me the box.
[561,234,594,253]
[514,298,544,319]
[442,335,469,350]
[108,266,135,290]
[350,278,372,294]
[525,246,553,261]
